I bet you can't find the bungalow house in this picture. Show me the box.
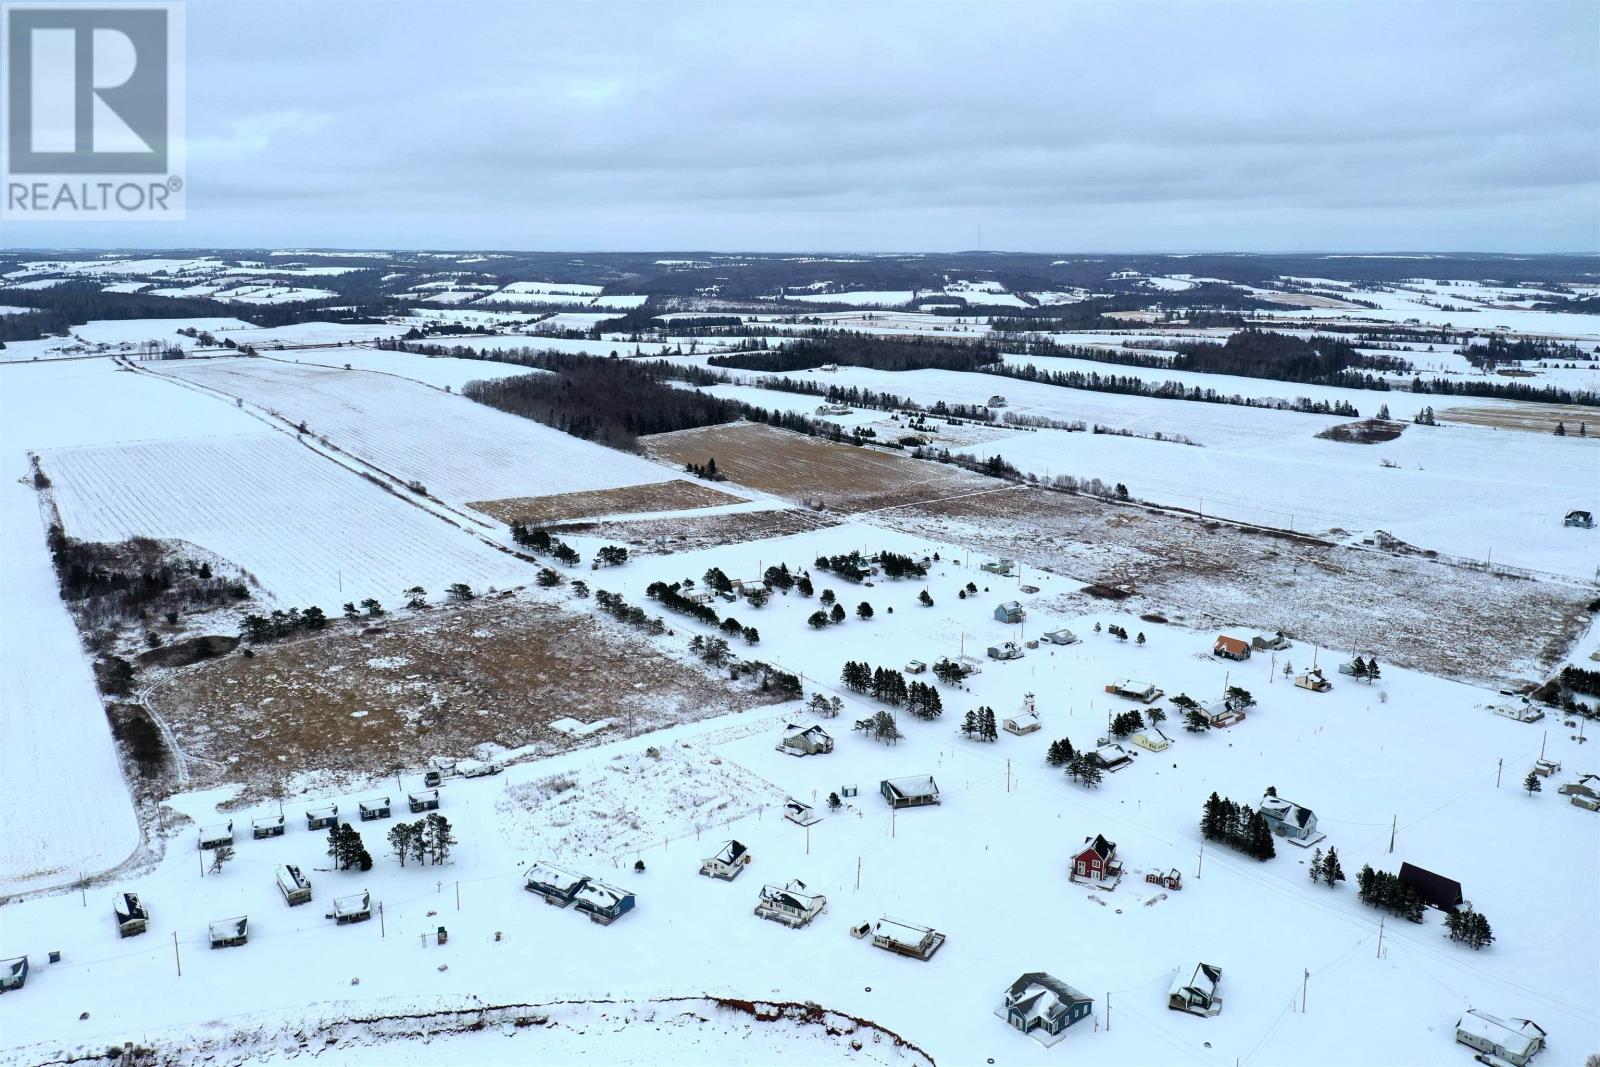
[0,956,28,993]
[1558,774,1600,811]
[1087,743,1135,773]
[1397,863,1464,911]
[114,892,148,938]
[994,601,1025,624]
[1456,1010,1546,1066]
[1202,698,1246,728]
[407,789,440,813]
[980,558,1015,576]
[251,814,286,840]
[870,917,946,960]
[881,775,941,809]
[197,822,234,850]
[987,641,1024,661]
[987,395,1009,408]
[1105,679,1163,704]
[1492,702,1544,723]
[1294,667,1332,693]
[784,799,822,826]
[754,879,827,928]
[358,797,392,822]
[306,804,339,831]
[995,973,1094,1046]
[331,891,371,925]
[523,861,590,907]
[1259,795,1320,843]
[1041,629,1079,646]
[1565,509,1595,529]
[208,916,249,949]
[1213,636,1251,661]
[1070,833,1123,885]
[699,839,750,881]
[276,864,313,906]
[1004,710,1042,736]
[776,723,834,757]
[1252,631,1291,652]
[574,881,635,925]
[1133,727,1173,752]
[1168,963,1223,1017]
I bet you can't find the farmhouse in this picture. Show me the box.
[994,601,1025,624]
[197,822,234,850]
[1201,698,1246,728]
[1565,509,1595,529]
[1004,711,1041,736]
[1168,962,1223,1016]
[784,799,821,826]
[1294,667,1333,693]
[306,804,339,831]
[407,789,441,813]
[523,861,589,907]
[700,839,750,881]
[987,641,1023,660]
[754,879,827,928]
[881,775,941,809]
[1492,702,1544,723]
[1087,743,1135,773]
[114,892,148,938]
[331,891,372,924]
[870,917,946,960]
[358,797,392,821]
[1252,631,1291,651]
[208,916,249,949]
[1041,628,1079,646]
[1259,795,1320,842]
[776,723,834,757]
[1397,862,1464,911]
[1455,1010,1546,1066]
[995,973,1094,1046]
[251,814,286,840]
[276,864,313,906]
[1213,636,1251,661]
[1105,679,1163,703]
[1133,727,1173,752]
[0,956,28,993]
[1070,834,1122,885]
[574,881,635,925]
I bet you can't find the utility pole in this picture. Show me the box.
[1388,815,1396,854]
[173,932,182,977]
[380,902,385,938]
[1496,758,1503,788]
[806,825,811,855]
[1196,838,1204,879]
[1106,992,1111,1032]
[1006,759,1012,793]
[1540,730,1547,761]
[855,857,861,892]
[1376,917,1385,959]
[1301,968,1308,1013]
[455,881,460,911]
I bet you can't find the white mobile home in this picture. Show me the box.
[870,917,946,960]
[276,864,313,906]
[1455,1010,1545,1066]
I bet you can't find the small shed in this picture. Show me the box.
[881,776,941,809]
[996,973,1094,1046]
[197,822,234,850]
[1041,629,1079,646]
[358,797,392,822]
[276,864,313,906]
[870,917,945,960]
[306,804,339,831]
[1213,636,1251,661]
[700,839,750,881]
[994,601,1025,624]
[754,879,826,928]
[1168,962,1223,1016]
[407,789,440,813]
[330,891,372,924]
[776,723,834,757]
[1455,1010,1546,1066]
[1105,679,1163,703]
[1070,833,1122,885]
[784,799,821,826]
[251,814,286,840]
[208,916,249,949]
[523,861,589,907]
[1397,862,1463,911]
[114,892,148,938]
[574,881,635,925]
[0,956,28,993]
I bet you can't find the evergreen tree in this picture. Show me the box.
[808,610,830,629]
[1322,847,1345,886]
[1078,759,1104,788]
[388,822,414,866]
[1309,847,1325,883]
[961,710,980,739]
[826,791,841,810]
[1524,769,1542,795]
[872,709,901,744]
[1184,709,1210,732]
[856,601,874,620]
[1366,658,1381,684]
[918,589,933,607]
[830,602,846,624]
[796,575,813,597]
[1351,655,1368,681]
[1066,752,1085,783]
[208,843,234,874]
[1046,737,1075,766]
[425,813,456,864]
[980,707,998,742]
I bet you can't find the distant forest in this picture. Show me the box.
[709,334,1003,374]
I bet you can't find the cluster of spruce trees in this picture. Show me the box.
[814,552,871,582]
[853,710,902,745]
[960,707,998,741]
[1444,908,1495,949]
[1108,709,1149,737]
[1200,793,1278,860]
[646,581,721,626]
[326,823,373,871]
[1355,865,1424,922]
[875,550,929,579]
[839,661,942,719]
[509,524,581,565]
[385,814,456,867]
[241,606,329,642]
[593,589,667,636]
[1307,846,1346,887]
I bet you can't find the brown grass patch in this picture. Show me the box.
[1315,419,1406,444]
[145,594,786,802]
[644,423,992,513]
[469,478,744,525]
[1438,402,1600,436]
[549,508,838,553]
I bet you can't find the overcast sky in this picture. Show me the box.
[7,0,1598,253]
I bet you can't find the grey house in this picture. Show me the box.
[994,601,1025,624]
[1259,795,1318,841]
[996,973,1094,1046]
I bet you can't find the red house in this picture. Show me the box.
[1070,834,1122,885]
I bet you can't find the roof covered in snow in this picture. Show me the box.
[1260,795,1314,827]
[882,775,939,799]
[1457,1010,1545,1056]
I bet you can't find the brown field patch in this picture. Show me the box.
[643,423,992,513]
[145,594,786,803]
[469,478,744,525]
[875,487,1593,685]
[1315,418,1406,444]
[1438,402,1600,436]
[549,507,838,553]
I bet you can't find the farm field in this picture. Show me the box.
[1438,401,1600,435]
[469,478,749,526]
[548,506,839,554]
[39,433,534,609]
[259,348,549,391]
[145,356,677,507]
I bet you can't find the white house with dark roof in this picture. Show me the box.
[1259,795,1321,843]
[1455,1010,1546,1065]
[881,775,941,808]
[1168,962,1223,1016]
[995,973,1094,1046]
